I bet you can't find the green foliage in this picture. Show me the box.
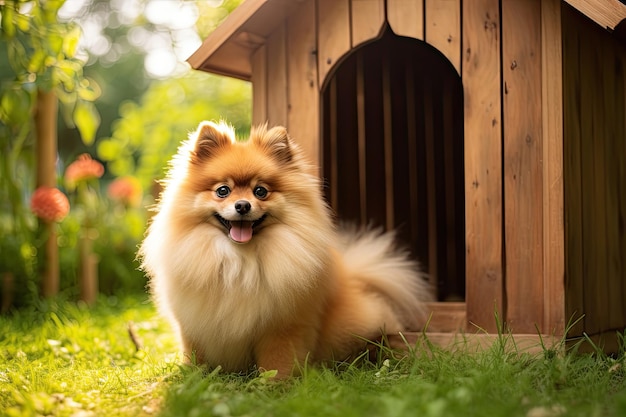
[0,0,102,305]
[97,71,251,190]
[0,0,101,142]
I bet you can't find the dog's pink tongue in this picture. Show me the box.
[230,221,254,243]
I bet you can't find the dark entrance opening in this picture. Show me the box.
[321,29,465,301]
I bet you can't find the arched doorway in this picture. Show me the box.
[321,29,465,301]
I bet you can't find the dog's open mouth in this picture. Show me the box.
[214,214,267,243]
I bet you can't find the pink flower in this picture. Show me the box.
[65,154,104,187]
[107,176,142,207]
[30,186,70,222]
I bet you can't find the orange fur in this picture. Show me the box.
[139,121,434,377]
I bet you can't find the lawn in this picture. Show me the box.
[1,295,625,417]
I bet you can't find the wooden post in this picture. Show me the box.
[34,89,59,298]
[79,234,98,305]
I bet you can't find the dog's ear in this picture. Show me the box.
[260,126,293,165]
[191,121,233,162]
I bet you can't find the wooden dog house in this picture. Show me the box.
[189,0,626,350]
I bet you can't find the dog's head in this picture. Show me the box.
[179,121,307,244]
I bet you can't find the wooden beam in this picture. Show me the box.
[462,0,503,333]
[563,0,626,31]
[387,0,424,40]
[385,332,561,355]
[35,89,59,298]
[351,0,385,47]
[502,0,544,334]
[187,0,301,80]
[541,0,565,336]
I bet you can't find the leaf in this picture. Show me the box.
[48,31,64,55]
[77,78,101,101]
[62,25,82,58]
[0,88,31,125]
[73,100,100,146]
[27,49,46,73]
[1,6,16,37]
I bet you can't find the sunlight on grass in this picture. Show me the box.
[1,296,625,417]
[0,295,179,416]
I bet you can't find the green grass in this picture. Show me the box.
[1,296,625,417]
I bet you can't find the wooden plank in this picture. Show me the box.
[187,0,267,73]
[317,0,352,87]
[442,80,458,301]
[601,37,625,332]
[351,0,385,47]
[424,302,467,332]
[328,77,339,210]
[423,82,438,289]
[561,6,585,337]
[563,0,626,31]
[618,43,626,335]
[578,17,606,336]
[251,45,267,126]
[382,57,394,230]
[188,0,300,80]
[387,0,424,40]
[286,0,320,166]
[386,332,560,355]
[502,0,544,334]
[462,0,503,333]
[541,0,565,336]
[266,23,288,127]
[356,54,368,224]
[425,0,461,73]
[405,60,420,261]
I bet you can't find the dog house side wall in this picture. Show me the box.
[248,0,568,335]
[562,4,626,348]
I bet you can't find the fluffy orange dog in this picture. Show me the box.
[139,121,433,377]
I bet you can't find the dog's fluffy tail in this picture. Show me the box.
[314,227,434,361]
[336,227,434,331]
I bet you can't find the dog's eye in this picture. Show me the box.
[216,185,231,198]
[253,186,268,199]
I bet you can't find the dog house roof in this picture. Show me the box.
[187,0,301,81]
[187,0,626,81]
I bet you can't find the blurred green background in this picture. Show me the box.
[0,0,251,308]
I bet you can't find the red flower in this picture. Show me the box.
[65,154,104,187]
[107,176,143,207]
[30,187,70,222]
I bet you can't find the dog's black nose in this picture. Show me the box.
[235,200,251,215]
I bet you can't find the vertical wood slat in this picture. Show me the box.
[317,0,351,87]
[387,0,424,40]
[618,48,626,329]
[579,18,607,336]
[356,54,368,224]
[405,59,420,260]
[251,45,267,126]
[423,82,439,290]
[462,0,503,332]
[442,80,458,298]
[541,0,565,335]
[425,0,461,74]
[502,0,544,334]
[351,0,385,47]
[266,22,288,127]
[382,56,394,230]
[328,77,339,210]
[286,0,320,166]
[602,41,625,332]
[562,6,585,336]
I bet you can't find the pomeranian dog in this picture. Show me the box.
[139,121,433,377]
